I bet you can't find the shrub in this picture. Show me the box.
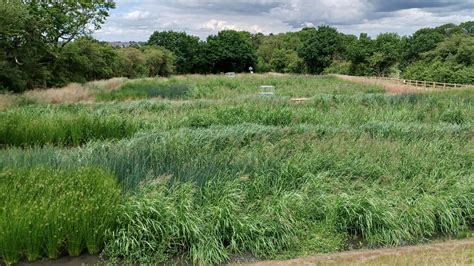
[0,167,120,265]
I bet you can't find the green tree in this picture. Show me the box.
[54,38,119,84]
[0,0,115,91]
[147,31,200,74]
[0,1,32,91]
[255,31,304,73]
[205,30,257,73]
[345,33,375,76]
[403,34,474,84]
[143,46,175,77]
[298,25,342,74]
[269,48,304,73]
[369,33,401,76]
[401,28,445,69]
[460,21,474,33]
[116,47,147,78]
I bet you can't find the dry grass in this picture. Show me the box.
[24,78,127,104]
[88,77,128,91]
[25,83,94,104]
[0,94,18,110]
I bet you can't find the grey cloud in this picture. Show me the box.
[368,0,467,12]
[94,0,474,41]
[167,0,282,15]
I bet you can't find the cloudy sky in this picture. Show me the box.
[94,0,474,41]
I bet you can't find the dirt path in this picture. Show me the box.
[335,75,446,95]
[245,238,474,266]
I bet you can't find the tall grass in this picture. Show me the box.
[0,108,143,147]
[0,167,120,265]
[104,179,299,264]
[102,166,473,264]
[1,122,471,264]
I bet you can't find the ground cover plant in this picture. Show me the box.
[0,74,472,265]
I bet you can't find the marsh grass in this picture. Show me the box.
[1,123,472,264]
[0,167,120,265]
[96,79,190,101]
[0,109,143,147]
[0,74,472,265]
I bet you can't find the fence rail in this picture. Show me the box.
[365,76,473,89]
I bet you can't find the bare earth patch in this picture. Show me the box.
[244,238,474,266]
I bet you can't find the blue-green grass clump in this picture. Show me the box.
[96,79,190,101]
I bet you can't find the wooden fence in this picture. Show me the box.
[365,76,473,89]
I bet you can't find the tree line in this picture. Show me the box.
[1,1,473,92]
[148,22,473,84]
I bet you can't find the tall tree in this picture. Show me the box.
[298,25,342,74]
[147,31,200,74]
[346,33,375,75]
[205,30,257,73]
[54,37,119,84]
[0,1,30,90]
[369,33,401,76]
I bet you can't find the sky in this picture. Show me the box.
[94,0,474,41]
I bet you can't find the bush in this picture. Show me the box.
[323,60,351,75]
[0,167,120,265]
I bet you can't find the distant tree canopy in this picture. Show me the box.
[0,0,472,93]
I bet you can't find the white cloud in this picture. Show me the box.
[123,10,151,20]
[204,20,239,31]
